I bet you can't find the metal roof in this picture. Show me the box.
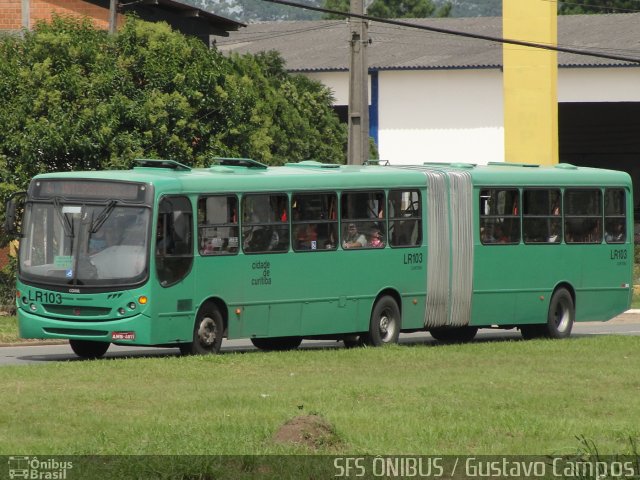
[216,13,640,71]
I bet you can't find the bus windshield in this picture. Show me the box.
[19,200,150,287]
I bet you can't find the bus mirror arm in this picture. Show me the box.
[3,191,26,236]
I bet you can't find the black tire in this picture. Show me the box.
[250,336,302,351]
[182,305,224,355]
[69,339,110,359]
[544,288,574,339]
[430,326,478,344]
[520,288,574,340]
[362,296,401,346]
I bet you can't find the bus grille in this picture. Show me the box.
[43,305,112,317]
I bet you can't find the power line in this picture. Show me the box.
[260,0,640,64]
[215,21,343,47]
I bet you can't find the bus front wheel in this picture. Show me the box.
[69,339,110,359]
[362,296,401,346]
[182,306,224,355]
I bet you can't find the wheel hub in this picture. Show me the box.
[198,317,217,346]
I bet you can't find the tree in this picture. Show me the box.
[323,0,452,19]
[558,0,636,14]
[0,15,346,190]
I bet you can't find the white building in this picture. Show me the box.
[218,14,640,183]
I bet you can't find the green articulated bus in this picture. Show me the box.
[4,158,633,358]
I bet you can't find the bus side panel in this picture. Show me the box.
[573,243,632,322]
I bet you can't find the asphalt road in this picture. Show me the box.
[1,314,639,366]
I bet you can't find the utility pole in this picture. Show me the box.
[22,0,29,31]
[347,0,369,165]
[109,0,118,34]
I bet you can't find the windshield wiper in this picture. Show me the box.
[90,200,117,233]
[52,197,74,238]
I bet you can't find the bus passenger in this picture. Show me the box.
[343,224,367,249]
[368,228,384,248]
[296,224,318,250]
[605,222,624,243]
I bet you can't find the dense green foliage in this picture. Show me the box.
[0,15,346,301]
[0,15,346,191]
[323,0,452,19]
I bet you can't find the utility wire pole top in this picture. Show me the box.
[347,0,369,165]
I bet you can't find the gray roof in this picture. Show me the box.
[216,13,640,71]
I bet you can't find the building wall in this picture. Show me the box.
[0,0,117,31]
[0,0,22,30]
[305,66,640,166]
[377,69,504,165]
[558,67,640,102]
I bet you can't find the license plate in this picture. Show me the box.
[111,331,135,341]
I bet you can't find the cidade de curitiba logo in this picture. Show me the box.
[8,457,73,479]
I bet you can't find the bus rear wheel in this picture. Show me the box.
[182,306,224,355]
[430,326,478,344]
[69,339,110,359]
[545,288,574,339]
[250,336,302,351]
[520,288,574,340]
[362,296,401,346]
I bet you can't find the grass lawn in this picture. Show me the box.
[1,336,638,458]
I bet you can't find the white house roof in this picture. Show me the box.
[216,13,640,71]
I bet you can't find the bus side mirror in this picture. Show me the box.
[3,191,26,236]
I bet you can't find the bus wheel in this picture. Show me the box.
[250,336,302,351]
[544,288,574,339]
[184,307,223,355]
[363,296,401,346]
[69,340,110,359]
[430,326,478,344]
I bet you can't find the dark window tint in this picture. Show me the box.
[291,193,338,251]
[341,191,386,249]
[564,189,602,244]
[522,189,561,244]
[242,194,289,253]
[388,190,421,247]
[479,188,520,245]
[156,196,193,287]
[604,189,626,244]
[197,196,239,255]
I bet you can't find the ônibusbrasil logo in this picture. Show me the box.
[8,457,73,479]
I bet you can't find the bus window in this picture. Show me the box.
[156,196,193,287]
[604,188,626,244]
[341,191,386,249]
[292,192,338,251]
[564,189,602,244]
[198,196,239,255]
[523,189,561,244]
[242,194,289,253]
[479,188,520,244]
[388,190,421,247]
